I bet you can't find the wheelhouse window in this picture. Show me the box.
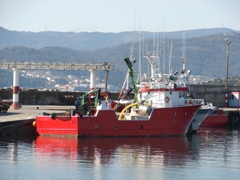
[179,92,182,98]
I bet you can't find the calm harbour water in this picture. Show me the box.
[0,128,239,180]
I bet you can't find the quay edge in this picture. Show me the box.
[0,105,73,137]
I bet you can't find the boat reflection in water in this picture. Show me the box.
[2,128,239,180]
[36,136,196,167]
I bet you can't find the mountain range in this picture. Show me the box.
[0,26,236,50]
[0,27,239,89]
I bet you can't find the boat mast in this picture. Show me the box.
[169,40,173,74]
[129,11,136,89]
[144,52,158,81]
[181,24,191,88]
[156,23,160,74]
[163,20,165,74]
[119,13,137,99]
[182,22,186,72]
[137,21,142,85]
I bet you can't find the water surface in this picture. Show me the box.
[0,128,239,180]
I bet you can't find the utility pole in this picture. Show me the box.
[225,38,231,92]
[224,38,231,107]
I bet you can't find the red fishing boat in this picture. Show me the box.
[35,57,201,137]
[36,104,200,137]
[200,108,228,127]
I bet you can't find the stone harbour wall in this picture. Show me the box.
[0,85,240,107]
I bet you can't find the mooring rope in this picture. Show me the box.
[0,119,34,130]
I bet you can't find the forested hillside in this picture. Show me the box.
[0,30,239,89]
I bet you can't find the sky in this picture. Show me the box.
[0,0,239,33]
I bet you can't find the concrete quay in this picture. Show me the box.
[0,105,75,123]
[221,107,240,112]
[0,105,74,137]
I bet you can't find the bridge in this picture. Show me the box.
[0,61,114,109]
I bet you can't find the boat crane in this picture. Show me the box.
[124,57,138,103]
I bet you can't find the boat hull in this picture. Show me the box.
[200,109,228,127]
[200,114,228,127]
[36,105,201,137]
[37,115,79,137]
[188,109,213,133]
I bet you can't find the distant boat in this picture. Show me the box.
[200,105,228,127]
[0,98,11,113]
[0,98,12,105]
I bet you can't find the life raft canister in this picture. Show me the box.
[165,96,170,103]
